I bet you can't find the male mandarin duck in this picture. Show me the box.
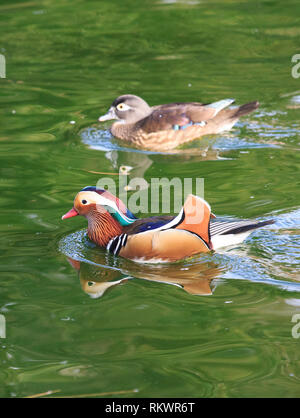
[98,94,260,151]
[62,186,273,263]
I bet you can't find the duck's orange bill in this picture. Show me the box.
[62,207,79,220]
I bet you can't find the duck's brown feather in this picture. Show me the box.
[119,229,210,262]
[138,102,218,133]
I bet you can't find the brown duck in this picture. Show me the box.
[98,94,259,151]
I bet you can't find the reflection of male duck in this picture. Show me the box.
[67,255,223,298]
[67,257,130,298]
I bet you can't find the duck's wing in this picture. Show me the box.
[124,194,211,242]
[123,215,174,235]
[138,100,235,133]
[173,194,212,248]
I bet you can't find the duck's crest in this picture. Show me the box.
[81,186,137,226]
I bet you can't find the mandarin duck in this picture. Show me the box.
[62,186,273,263]
[98,94,259,151]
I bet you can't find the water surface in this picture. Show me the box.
[0,0,300,398]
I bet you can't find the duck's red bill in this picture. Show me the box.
[62,207,78,220]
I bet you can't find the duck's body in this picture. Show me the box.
[62,186,273,263]
[98,95,259,151]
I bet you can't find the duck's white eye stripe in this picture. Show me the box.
[117,103,131,111]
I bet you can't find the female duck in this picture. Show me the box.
[62,186,273,263]
[98,94,259,151]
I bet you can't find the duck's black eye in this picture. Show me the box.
[82,199,87,205]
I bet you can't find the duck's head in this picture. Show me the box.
[98,94,151,124]
[62,186,136,226]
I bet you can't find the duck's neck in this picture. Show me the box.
[111,121,134,141]
[87,209,124,247]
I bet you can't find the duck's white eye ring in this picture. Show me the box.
[116,103,131,111]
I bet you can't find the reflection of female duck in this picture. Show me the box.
[102,149,223,197]
[104,150,153,179]
[67,255,223,298]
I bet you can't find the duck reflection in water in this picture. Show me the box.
[67,255,224,299]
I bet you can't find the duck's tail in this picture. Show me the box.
[204,100,260,134]
[210,218,274,250]
[231,100,260,119]
[205,98,235,116]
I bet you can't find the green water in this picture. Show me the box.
[1,0,300,398]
